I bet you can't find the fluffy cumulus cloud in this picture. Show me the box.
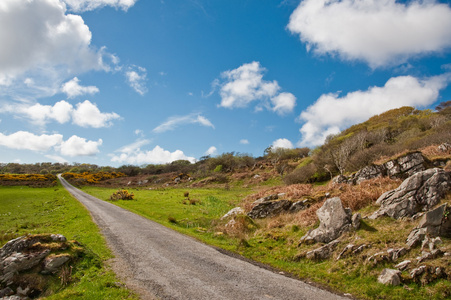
[3,100,120,128]
[298,74,451,146]
[59,135,103,156]
[217,62,296,114]
[0,131,63,152]
[153,114,215,133]
[111,145,196,165]
[205,146,217,156]
[72,100,120,128]
[125,66,148,95]
[0,131,102,157]
[288,0,451,68]
[0,0,106,82]
[63,0,138,12]
[61,77,99,98]
[272,138,294,150]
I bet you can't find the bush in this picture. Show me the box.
[110,189,134,200]
[283,163,317,185]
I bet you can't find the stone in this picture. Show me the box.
[395,260,411,271]
[378,269,401,286]
[370,168,451,219]
[384,152,425,178]
[305,240,340,260]
[0,250,50,284]
[252,194,280,205]
[351,213,361,230]
[300,197,352,244]
[288,200,309,213]
[42,254,71,274]
[367,252,390,267]
[352,164,385,184]
[220,207,245,220]
[16,286,30,297]
[50,234,66,243]
[247,200,292,219]
[417,204,447,236]
[406,228,427,249]
[410,266,426,278]
[438,143,451,152]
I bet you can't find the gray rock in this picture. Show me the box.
[252,194,280,205]
[16,286,30,297]
[410,265,426,278]
[394,260,411,271]
[417,204,447,236]
[378,269,401,286]
[42,254,71,274]
[221,207,245,220]
[367,252,390,266]
[300,197,352,244]
[352,164,385,184]
[0,250,50,284]
[406,228,427,249]
[370,168,451,219]
[50,234,67,242]
[438,143,451,152]
[247,200,292,219]
[306,240,340,260]
[351,213,361,230]
[288,200,309,213]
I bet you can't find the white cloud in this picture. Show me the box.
[272,138,294,150]
[63,0,138,12]
[117,139,150,154]
[125,65,148,95]
[3,100,120,128]
[61,77,99,98]
[0,0,106,80]
[288,0,451,68]
[271,92,296,115]
[297,74,451,146]
[153,114,215,133]
[205,146,217,156]
[217,62,296,114]
[240,139,249,145]
[0,130,103,157]
[72,100,120,128]
[59,135,103,156]
[0,131,63,151]
[111,145,196,165]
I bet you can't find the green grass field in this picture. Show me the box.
[82,185,451,300]
[0,184,137,300]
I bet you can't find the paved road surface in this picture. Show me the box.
[59,175,349,300]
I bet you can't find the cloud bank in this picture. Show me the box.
[288,0,451,68]
[111,144,196,165]
[63,0,139,12]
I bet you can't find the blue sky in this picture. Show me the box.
[1,0,451,166]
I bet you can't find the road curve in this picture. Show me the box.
[58,175,349,300]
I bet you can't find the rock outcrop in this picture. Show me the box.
[406,204,451,249]
[0,234,74,299]
[299,197,355,244]
[247,194,310,219]
[334,152,427,185]
[370,168,451,219]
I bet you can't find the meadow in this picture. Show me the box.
[82,185,451,300]
[0,184,137,300]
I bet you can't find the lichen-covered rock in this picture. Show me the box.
[370,168,451,219]
[384,152,425,178]
[300,197,352,244]
[247,200,292,219]
[378,269,401,286]
[0,250,50,284]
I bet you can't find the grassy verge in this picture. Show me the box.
[0,184,137,300]
[82,185,451,300]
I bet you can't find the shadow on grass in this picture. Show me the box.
[359,220,377,232]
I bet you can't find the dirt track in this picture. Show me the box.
[58,175,349,300]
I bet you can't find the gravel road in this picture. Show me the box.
[59,175,349,300]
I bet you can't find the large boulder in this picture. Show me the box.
[370,168,451,219]
[300,197,352,244]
